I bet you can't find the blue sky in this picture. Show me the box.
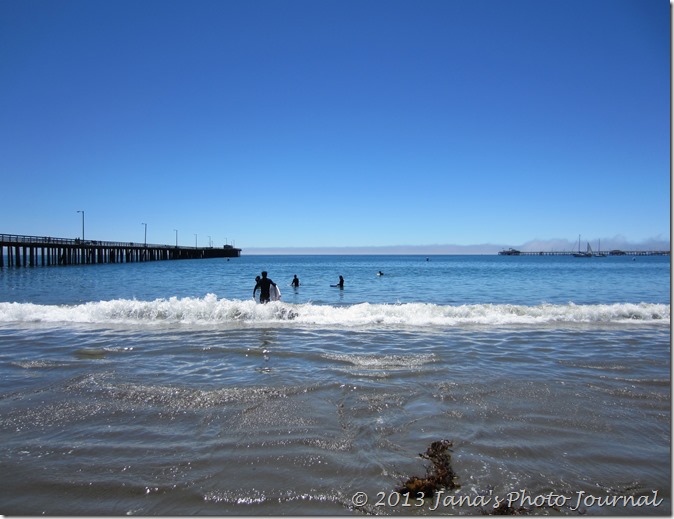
[1,0,670,253]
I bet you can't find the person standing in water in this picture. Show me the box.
[331,275,344,289]
[291,275,300,288]
[253,271,277,303]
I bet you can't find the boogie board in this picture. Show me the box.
[270,284,281,301]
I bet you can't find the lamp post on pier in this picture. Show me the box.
[174,229,178,247]
[141,223,147,247]
[76,210,85,240]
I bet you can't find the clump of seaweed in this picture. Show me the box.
[397,439,459,497]
[484,501,529,515]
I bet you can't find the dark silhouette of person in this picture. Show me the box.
[291,275,300,287]
[253,271,277,303]
[331,275,344,289]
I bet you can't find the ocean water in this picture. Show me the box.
[0,254,669,515]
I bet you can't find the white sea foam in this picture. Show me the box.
[0,294,668,327]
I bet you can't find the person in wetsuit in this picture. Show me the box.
[291,275,300,288]
[253,271,277,303]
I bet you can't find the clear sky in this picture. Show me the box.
[1,0,670,253]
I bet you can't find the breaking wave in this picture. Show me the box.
[0,294,668,328]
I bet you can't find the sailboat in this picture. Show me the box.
[573,235,593,258]
[594,239,607,257]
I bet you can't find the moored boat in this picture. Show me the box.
[573,235,592,258]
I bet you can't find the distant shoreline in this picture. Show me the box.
[243,243,671,256]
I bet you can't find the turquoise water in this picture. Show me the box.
[0,255,670,515]
[1,254,669,306]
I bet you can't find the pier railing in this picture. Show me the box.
[0,234,241,267]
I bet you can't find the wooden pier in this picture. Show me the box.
[498,248,670,257]
[0,234,241,268]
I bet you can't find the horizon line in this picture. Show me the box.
[242,240,671,255]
